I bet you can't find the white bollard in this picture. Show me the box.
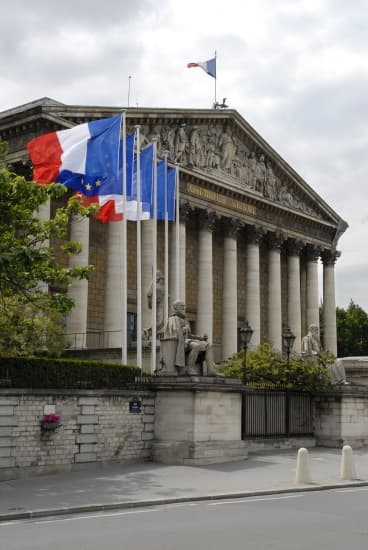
[295,447,313,484]
[340,445,357,480]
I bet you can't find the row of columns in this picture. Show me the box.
[66,207,339,358]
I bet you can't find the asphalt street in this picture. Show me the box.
[1,487,368,550]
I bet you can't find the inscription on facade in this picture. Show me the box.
[187,183,257,216]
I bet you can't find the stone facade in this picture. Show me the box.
[0,389,154,480]
[0,98,348,361]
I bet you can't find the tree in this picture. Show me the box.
[336,300,368,357]
[0,141,95,356]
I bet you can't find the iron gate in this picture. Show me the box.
[242,388,314,439]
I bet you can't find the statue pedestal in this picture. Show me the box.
[152,377,248,465]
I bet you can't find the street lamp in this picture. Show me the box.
[283,327,296,369]
[240,321,253,383]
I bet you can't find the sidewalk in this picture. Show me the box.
[1,447,368,521]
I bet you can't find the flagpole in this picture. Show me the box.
[214,50,217,106]
[164,152,169,325]
[121,112,128,365]
[175,165,180,300]
[135,125,142,369]
[151,140,158,374]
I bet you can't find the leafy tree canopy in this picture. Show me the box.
[336,300,368,357]
[0,141,96,356]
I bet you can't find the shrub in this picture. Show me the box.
[219,343,332,392]
[0,356,148,389]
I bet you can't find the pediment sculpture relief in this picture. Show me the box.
[134,121,321,219]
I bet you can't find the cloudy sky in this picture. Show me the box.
[1,0,367,310]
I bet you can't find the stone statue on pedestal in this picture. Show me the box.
[301,324,349,385]
[159,300,218,376]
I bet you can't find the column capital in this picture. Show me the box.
[198,209,218,232]
[267,230,286,250]
[245,224,266,244]
[223,217,243,239]
[321,248,341,266]
[179,201,193,223]
[286,238,305,256]
[304,243,321,262]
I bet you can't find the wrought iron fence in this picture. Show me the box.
[242,388,314,439]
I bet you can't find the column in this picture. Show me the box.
[169,204,191,308]
[104,221,123,347]
[267,232,285,352]
[286,239,304,353]
[322,249,340,355]
[141,220,155,332]
[245,225,264,350]
[197,211,217,341]
[222,219,241,359]
[66,216,90,348]
[305,244,320,331]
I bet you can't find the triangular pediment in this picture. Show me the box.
[0,98,347,241]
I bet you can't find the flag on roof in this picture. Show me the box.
[187,57,216,79]
[26,115,122,195]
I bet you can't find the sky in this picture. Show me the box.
[1,0,367,310]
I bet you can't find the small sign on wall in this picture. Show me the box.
[44,404,56,414]
[129,398,142,414]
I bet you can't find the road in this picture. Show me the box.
[1,487,368,550]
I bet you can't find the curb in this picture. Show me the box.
[1,480,368,523]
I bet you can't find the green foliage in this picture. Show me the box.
[0,141,97,357]
[336,300,368,357]
[0,356,146,389]
[219,343,332,392]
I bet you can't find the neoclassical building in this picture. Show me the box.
[0,98,348,363]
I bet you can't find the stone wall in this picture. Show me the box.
[315,388,368,448]
[0,389,155,480]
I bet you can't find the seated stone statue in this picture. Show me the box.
[328,358,349,385]
[301,323,349,385]
[160,300,218,376]
[301,324,321,357]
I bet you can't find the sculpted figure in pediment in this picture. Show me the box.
[218,126,235,171]
[175,123,188,164]
[188,126,204,167]
[247,151,257,190]
[255,154,267,194]
[264,161,278,200]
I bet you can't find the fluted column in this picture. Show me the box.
[222,219,241,359]
[197,211,217,341]
[104,221,123,347]
[267,232,285,352]
[305,245,321,331]
[321,249,340,355]
[141,220,155,331]
[169,204,191,308]
[286,239,304,353]
[66,216,90,348]
[245,225,264,350]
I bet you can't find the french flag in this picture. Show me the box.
[26,115,122,194]
[187,57,216,79]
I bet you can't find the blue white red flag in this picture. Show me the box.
[154,161,176,221]
[128,144,154,221]
[26,115,122,195]
[187,57,216,78]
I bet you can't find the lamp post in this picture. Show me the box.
[283,327,296,369]
[240,321,253,384]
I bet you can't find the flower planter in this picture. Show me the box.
[40,421,60,431]
[40,414,61,431]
